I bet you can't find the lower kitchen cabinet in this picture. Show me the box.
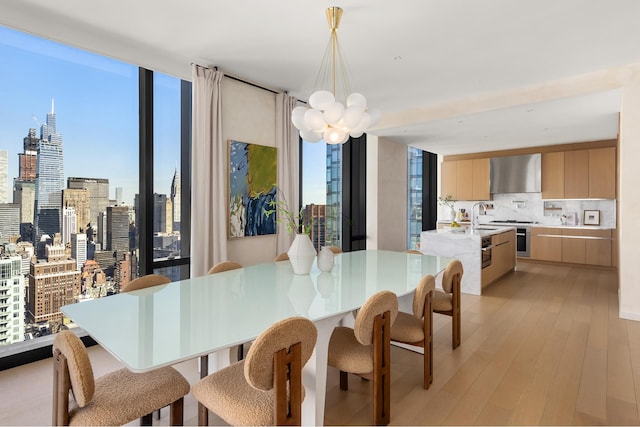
[531,227,612,266]
[481,229,516,288]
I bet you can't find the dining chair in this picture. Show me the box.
[390,274,435,389]
[327,246,343,254]
[404,249,422,254]
[273,252,289,262]
[328,290,398,425]
[434,259,464,349]
[52,330,190,426]
[192,316,318,426]
[207,260,243,274]
[120,273,170,293]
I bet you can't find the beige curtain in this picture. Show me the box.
[275,93,300,254]
[191,65,226,277]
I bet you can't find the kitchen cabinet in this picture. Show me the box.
[481,229,516,288]
[531,227,562,262]
[441,158,490,201]
[531,227,612,266]
[542,152,565,199]
[543,148,616,199]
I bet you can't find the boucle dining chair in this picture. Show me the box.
[207,260,243,274]
[404,249,422,254]
[327,246,342,254]
[120,273,170,293]
[390,274,435,389]
[52,330,190,426]
[192,316,318,426]
[327,290,398,425]
[434,259,464,349]
[273,252,289,262]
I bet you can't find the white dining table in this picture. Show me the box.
[62,249,452,426]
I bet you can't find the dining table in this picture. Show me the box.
[62,249,452,426]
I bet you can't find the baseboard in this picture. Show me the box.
[619,288,640,321]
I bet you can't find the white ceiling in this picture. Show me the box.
[3,0,639,155]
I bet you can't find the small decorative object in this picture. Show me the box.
[583,209,600,226]
[317,246,335,272]
[287,234,317,275]
[264,187,316,274]
[438,194,457,221]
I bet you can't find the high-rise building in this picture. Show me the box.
[34,103,64,242]
[166,198,173,234]
[13,180,35,224]
[18,128,38,182]
[170,168,181,232]
[326,144,342,248]
[0,254,25,345]
[407,147,423,250]
[153,194,168,233]
[0,204,20,245]
[67,177,109,228]
[62,188,90,235]
[303,204,327,252]
[107,205,129,255]
[27,241,81,324]
[97,211,107,247]
[115,187,123,206]
[62,207,77,246]
[0,150,8,204]
[70,233,87,271]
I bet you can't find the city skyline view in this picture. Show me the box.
[0,25,181,205]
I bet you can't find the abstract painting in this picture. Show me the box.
[228,140,277,238]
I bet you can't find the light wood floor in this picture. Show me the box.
[1,261,635,426]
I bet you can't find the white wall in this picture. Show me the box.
[366,135,408,251]
[222,77,278,266]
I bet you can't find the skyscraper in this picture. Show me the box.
[107,205,129,255]
[326,144,342,248]
[0,150,8,203]
[0,204,20,245]
[62,188,90,235]
[18,128,38,182]
[115,187,123,205]
[70,233,87,271]
[62,207,77,246]
[303,204,327,252]
[67,177,110,228]
[34,101,64,242]
[153,194,168,233]
[0,254,25,345]
[170,168,181,232]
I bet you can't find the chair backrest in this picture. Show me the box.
[121,274,170,292]
[442,259,464,293]
[354,291,398,345]
[244,317,317,391]
[53,331,95,408]
[328,246,342,254]
[208,261,242,274]
[405,250,422,254]
[273,252,289,262]
[412,274,436,319]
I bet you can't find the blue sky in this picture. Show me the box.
[0,24,326,208]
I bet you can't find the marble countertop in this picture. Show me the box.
[437,220,615,231]
[426,225,515,239]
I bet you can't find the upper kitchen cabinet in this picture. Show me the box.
[541,152,565,199]
[441,158,490,201]
[542,147,616,199]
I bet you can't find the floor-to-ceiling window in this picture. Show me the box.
[408,147,423,249]
[0,25,190,364]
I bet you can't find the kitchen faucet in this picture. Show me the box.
[470,202,485,232]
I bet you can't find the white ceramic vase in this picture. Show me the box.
[287,234,317,275]
[317,246,335,272]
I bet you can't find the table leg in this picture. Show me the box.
[198,355,208,426]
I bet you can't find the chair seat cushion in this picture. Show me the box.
[390,311,424,344]
[69,366,190,426]
[433,291,453,312]
[192,360,305,426]
[328,326,373,374]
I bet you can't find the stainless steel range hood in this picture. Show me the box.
[490,153,541,193]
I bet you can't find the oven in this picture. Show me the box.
[516,226,530,257]
[481,236,492,268]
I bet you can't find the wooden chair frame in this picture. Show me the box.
[53,349,184,426]
[339,310,392,426]
[434,271,461,349]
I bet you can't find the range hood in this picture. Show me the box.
[490,153,541,193]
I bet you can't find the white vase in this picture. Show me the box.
[287,234,317,275]
[449,208,456,220]
[317,246,335,272]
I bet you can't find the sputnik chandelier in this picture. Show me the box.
[292,6,380,144]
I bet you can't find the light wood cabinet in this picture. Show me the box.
[441,158,490,201]
[564,150,590,199]
[482,229,516,288]
[531,227,612,266]
[531,227,562,262]
[472,158,490,200]
[542,151,564,199]
[589,147,616,199]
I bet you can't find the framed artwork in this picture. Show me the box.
[583,209,600,226]
[228,140,277,238]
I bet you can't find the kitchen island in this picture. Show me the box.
[420,226,516,295]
